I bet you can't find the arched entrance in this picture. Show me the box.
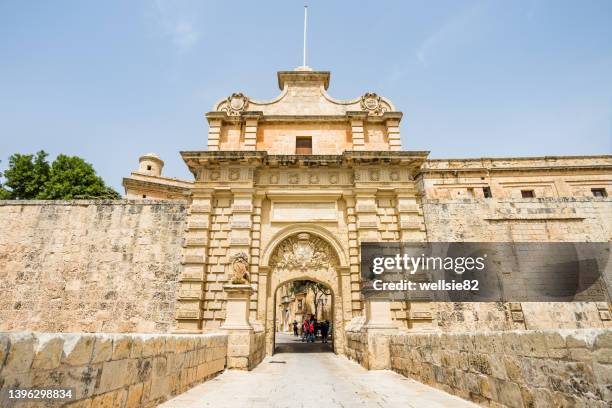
[273,279,334,353]
[260,229,350,356]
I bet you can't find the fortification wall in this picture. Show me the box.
[422,198,612,332]
[390,329,611,407]
[0,332,227,408]
[0,200,188,333]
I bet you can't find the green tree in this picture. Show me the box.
[40,154,120,199]
[2,151,120,200]
[3,151,50,199]
[0,161,11,199]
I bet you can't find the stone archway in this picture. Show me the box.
[272,278,335,353]
[263,232,347,356]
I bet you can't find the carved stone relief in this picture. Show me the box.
[229,169,240,181]
[270,233,338,271]
[219,93,249,116]
[309,174,320,184]
[229,252,250,284]
[360,92,390,116]
[288,174,299,184]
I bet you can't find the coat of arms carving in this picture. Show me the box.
[360,92,388,116]
[220,93,249,116]
[270,233,337,271]
[229,252,250,284]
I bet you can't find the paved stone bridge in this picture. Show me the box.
[159,333,477,408]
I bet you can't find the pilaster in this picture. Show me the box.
[386,117,401,151]
[227,188,258,326]
[364,300,398,370]
[396,188,426,241]
[354,188,379,242]
[347,112,367,151]
[344,195,362,317]
[242,112,261,151]
[206,117,223,152]
[175,188,213,332]
[395,188,433,329]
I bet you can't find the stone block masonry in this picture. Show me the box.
[422,198,612,332]
[0,200,188,333]
[390,329,612,407]
[0,332,228,408]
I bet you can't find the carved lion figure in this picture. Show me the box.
[230,252,249,284]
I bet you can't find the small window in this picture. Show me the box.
[521,190,535,198]
[296,137,312,154]
[592,188,607,198]
[466,188,474,198]
[142,195,147,198]
[147,165,152,171]
[483,187,492,198]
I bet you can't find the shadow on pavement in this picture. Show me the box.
[274,332,333,354]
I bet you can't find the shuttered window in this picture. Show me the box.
[296,137,312,154]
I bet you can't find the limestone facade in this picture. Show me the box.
[120,67,611,356]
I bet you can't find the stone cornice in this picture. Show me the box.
[181,151,430,173]
[418,164,612,177]
[205,111,403,124]
[277,70,330,90]
[122,177,191,195]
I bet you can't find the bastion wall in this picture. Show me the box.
[0,197,610,334]
[390,329,611,407]
[0,200,188,334]
[422,197,612,332]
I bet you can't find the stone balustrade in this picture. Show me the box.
[0,332,227,408]
[390,329,611,407]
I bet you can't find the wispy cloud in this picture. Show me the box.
[153,0,199,53]
[416,3,484,67]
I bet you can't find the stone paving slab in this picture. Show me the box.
[159,334,477,408]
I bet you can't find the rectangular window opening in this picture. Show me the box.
[295,136,312,154]
[591,188,607,198]
[521,190,535,198]
[483,187,492,198]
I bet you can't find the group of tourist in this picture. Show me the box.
[292,315,331,343]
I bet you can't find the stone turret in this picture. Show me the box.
[138,153,164,177]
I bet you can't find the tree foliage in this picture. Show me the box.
[3,151,50,199]
[289,280,332,317]
[0,161,11,199]
[1,151,120,200]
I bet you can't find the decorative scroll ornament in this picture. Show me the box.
[270,233,338,271]
[220,93,249,116]
[360,92,388,116]
[230,252,250,284]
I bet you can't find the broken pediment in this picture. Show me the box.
[212,67,395,117]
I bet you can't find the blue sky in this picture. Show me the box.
[1,0,611,192]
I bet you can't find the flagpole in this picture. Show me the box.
[303,5,308,67]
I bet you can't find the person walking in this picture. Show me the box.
[320,320,329,343]
[301,319,309,342]
[292,320,299,336]
[308,319,315,343]
[308,315,316,343]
